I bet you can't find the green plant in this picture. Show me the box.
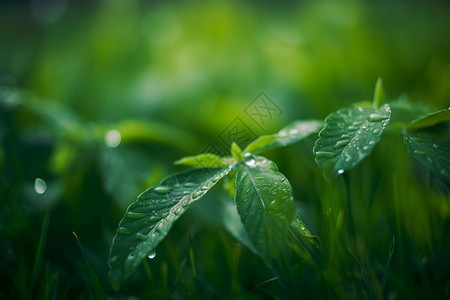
[109,80,450,290]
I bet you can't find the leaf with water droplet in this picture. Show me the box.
[174,153,228,168]
[314,103,391,178]
[235,155,296,264]
[109,167,231,289]
[289,215,320,249]
[243,120,323,154]
[403,131,450,183]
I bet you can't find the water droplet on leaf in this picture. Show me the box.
[334,140,350,149]
[432,144,438,149]
[413,149,425,155]
[315,151,336,158]
[148,252,156,259]
[243,152,256,167]
[136,233,147,241]
[373,129,381,135]
[154,186,172,194]
[126,212,147,219]
[337,169,345,175]
[369,114,388,122]
[118,227,132,235]
[34,178,47,194]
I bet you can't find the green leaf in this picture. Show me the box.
[403,132,450,182]
[373,77,385,108]
[406,108,450,130]
[231,142,243,161]
[388,95,432,130]
[243,120,323,154]
[109,167,230,289]
[219,196,258,254]
[174,153,228,168]
[289,215,320,249]
[235,153,295,263]
[314,103,391,177]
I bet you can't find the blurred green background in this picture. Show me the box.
[1,0,450,298]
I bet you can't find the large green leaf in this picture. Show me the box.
[234,153,296,263]
[406,108,450,130]
[314,103,391,177]
[403,132,450,182]
[243,120,323,154]
[109,167,230,289]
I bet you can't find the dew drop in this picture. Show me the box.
[369,140,376,145]
[110,256,119,264]
[344,154,352,162]
[432,144,438,149]
[426,156,433,164]
[105,129,121,148]
[340,134,352,139]
[337,169,345,175]
[231,164,239,170]
[117,227,132,235]
[334,140,350,149]
[363,146,370,151]
[369,114,388,122]
[315,151,336,158]
[173,207,183,215]
[148,252,156,259]
[267,200,281,212]
[181,201,189,208]
[34,178,47,194]
[154,186,172,194]
[126,212,147,219]
[243,152,256,167]
[279,130,288,137]
[201,186,209,191]
[192,191,203,199]
[413,149,425,155]
[300,223,306,230]
[136,233,147,241]
[161,211,169,218]
[373,129,381,135]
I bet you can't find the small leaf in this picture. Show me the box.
[235,154,295,263]
[388,95,432,130]
[403,132,450,182]
[314,103,391,177]
[244,120,323,154]
[174,153,228,168]
[109,167,230,289]
[373,77,385,108]
[406,108,450,131]
[231,142,243,161]
[289,215,320,249]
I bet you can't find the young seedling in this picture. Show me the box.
[108,119,323,289]
[109,80,450,290]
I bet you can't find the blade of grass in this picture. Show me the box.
[249,276,279,295]
[347,246,378,300]
[381,237,395,292]
[30,211,50,295]
[72,232,107,299]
